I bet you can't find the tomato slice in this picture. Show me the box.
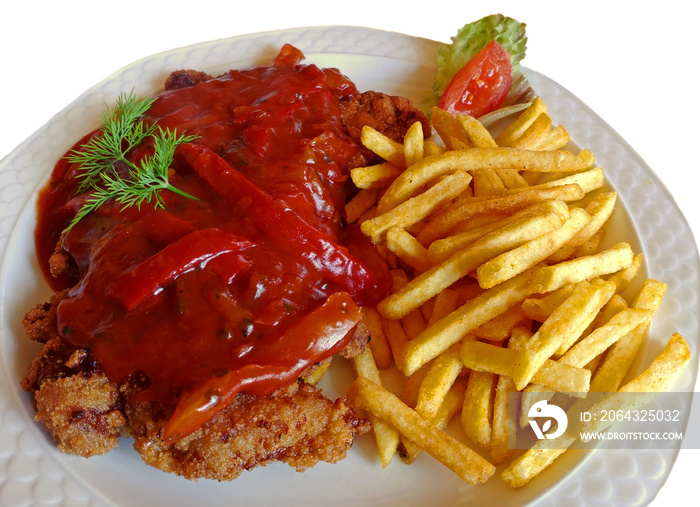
[438,40,513,118]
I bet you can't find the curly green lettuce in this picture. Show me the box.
[426,14,534,112]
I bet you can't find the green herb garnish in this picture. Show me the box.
[63,90,198,235]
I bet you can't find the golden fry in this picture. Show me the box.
[512,279,616,390]
[510,113,552,150]
[386,226,433,273]
[457,114,498,148]
[347,376,496,484]
[548,191,617,262]
[495,97,547,146]
[476,208,590,289]
[378,148,591,213]
[459,340,591,394]
[362,170,472,243]
[379,202,568,320]
[415,345,463,422]
[351,162,403,190]
[530,242,635,294]
[590,278,667,392]
[432,107,471,149]
[559,308,653,368]
[521,284,576,322]
[304,359,331,385]
[362,307,392,370]
[418,185,584,245]
[403,268,535,376]
[580,333,690,437]
[399,380,466,464]
[345,188,378,224]
[351,348,399,467]
[461,370,497,447]
[403,120,425,166]
[361,125,405,168]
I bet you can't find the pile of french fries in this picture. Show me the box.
[341,98,691,488]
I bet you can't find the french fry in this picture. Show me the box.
[461,370,497,447]
[361,125,405,168]
[418,184,584,245]
[536,124,570,151]
[476,207,591,289]
[457,114,498,148]
[590,278,668,392]
[350,162,403,190]
[345,188,378,224]
[521,284,576,322]
[534,166,605,195]
[362,307,392,370]
[423,139,446,157]
[426,214,514,262]
[510,113,552,150]
[518,384,557,429]
[381,316,409,373]
[455,114,502,195]
[402,305,427,340]
[559,308,653,368]
[386,226,432,273]
[400,364,431,408]
[362,170,472,243]
[574,229,605,257]
[427,288,460,326]
[399,379,466,464]
[502,331,687,489]
[495,97,547,146]
[378,148,591,213]
[403,268,535,375]
[518,305,652,426]
[548,191,617,262]
[459,340,591,394]
[403,120,425,166]
[530,242,635,294]
[345,95,689,494]
[472,168,507,196]
[512,279,616,390]
[351,348,399,467]
[606,253,643,293]
[303,359,331,385]
[432,107,471,149]
[379,202,568,320]
[579,333,690,437]
[414,345,463,422]
[496,168,529,189]
[500,439,573,489]
[581,292,628,338]
[491,373,517,463]
[474,305,527,342]
[347,376,497,484]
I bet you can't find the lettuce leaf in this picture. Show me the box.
[426,14,534,112]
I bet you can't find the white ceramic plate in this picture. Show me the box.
[1,26,698,507]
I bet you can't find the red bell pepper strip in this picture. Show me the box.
[162,291,362,444]
[108,228,254,311]
[178,143,389,306]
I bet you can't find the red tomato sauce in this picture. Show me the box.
[34,45,390,442]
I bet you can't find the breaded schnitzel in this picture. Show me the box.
[21,45,429,480]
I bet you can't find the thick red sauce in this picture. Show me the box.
[35,45,390,443]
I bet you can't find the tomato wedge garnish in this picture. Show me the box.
[438,40,512,118]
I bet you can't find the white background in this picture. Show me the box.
[1,1,697,505]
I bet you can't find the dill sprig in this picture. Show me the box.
[63,90,198,235]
